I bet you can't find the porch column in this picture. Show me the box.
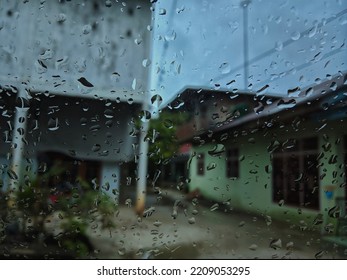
[8,85,29,206]
[135,120,149,215]
[100,161,120,204]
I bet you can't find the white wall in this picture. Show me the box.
[0,0,151,100]
[100,161,120,202]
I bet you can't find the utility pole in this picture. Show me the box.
[241,0,251,90]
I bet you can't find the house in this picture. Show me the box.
[174,73,347,235]
[0,1,151,201]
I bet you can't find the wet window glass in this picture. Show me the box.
[0,0,347,260]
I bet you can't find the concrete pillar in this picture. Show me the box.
[8,85,29,206]
[100,161,120,204]
[135,120,149,215]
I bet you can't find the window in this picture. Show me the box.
[226,148,239,178]
[272,137,319,209]
[197,153,205,176]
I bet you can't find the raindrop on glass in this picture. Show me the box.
[140,110,151,122]
[47,118,59,131]
[56,13,66,23]
[104,109,114,119]
[142,58,151,67]
[118,248,126,256]
[92,144,101,152]
[78,77,94,87]
[210,203,219,211]
[159,8,167,15]
[291,31,300,40]
[207,162,216,171]
[125,198,132,207]
[163,119,173,129]
[7,169,18,180]
[151,94,163,107]
[218,62,231,74]
[82,24,92,35]
[269,238,282,249]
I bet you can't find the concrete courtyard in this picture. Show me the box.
[86,188,347,259]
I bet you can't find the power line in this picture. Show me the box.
[214,7,347,83]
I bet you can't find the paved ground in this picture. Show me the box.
[86,188,347,259]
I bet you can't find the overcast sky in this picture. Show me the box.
[150,0,347,105]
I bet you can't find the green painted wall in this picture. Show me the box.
[188,118,347,232]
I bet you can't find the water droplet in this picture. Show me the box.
[104,109,114,119]
[308,24,317,38]
[313,52,322,62]
[322,142,331,152]
[208,144,225,157]
[165,30,176,41]
[330,82,337,91]
[132,78,137,90]
[188,217,196,224]
[270,238,282,249]
[163,119,173,129]
[275,41,283,51]
[265,215,272,226]
[80,117,87,126]
[92,144,101,152]
[277,98,296,109]
[206,162,216,171]
[313,214,323,225]
[210,203,219,212]
[139,110,151,122]
[151,94,163,107]
[218,62,231,74]
[78,77,94,87]
[38,163,47,173]
[7,169,18,180]
[125,198,132,207]
[143,206,156,218]
[56,13,66,23]
[256,84,269,95]
[314,250,324,259]
[118,248,126,256]
[48,118,59,131]
[89,124,101,132]
[278,199,284,206]
[249,244,258,251]
[328,205,340,218]
[172,207,178,219]
[265,165,272,173]
[105,0,112,7]
[176,6,185,13]
[153,220,162,227]
[35,60,47,74]
[134,38,142,45]
[82,24,92,35]
[267,140,280,153]
[142,58,151,67]
[159,8,166,15]
[291,31,301,40]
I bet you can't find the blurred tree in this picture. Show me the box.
[145,110,189,165]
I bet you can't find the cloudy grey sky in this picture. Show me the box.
[150,0,347,105]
